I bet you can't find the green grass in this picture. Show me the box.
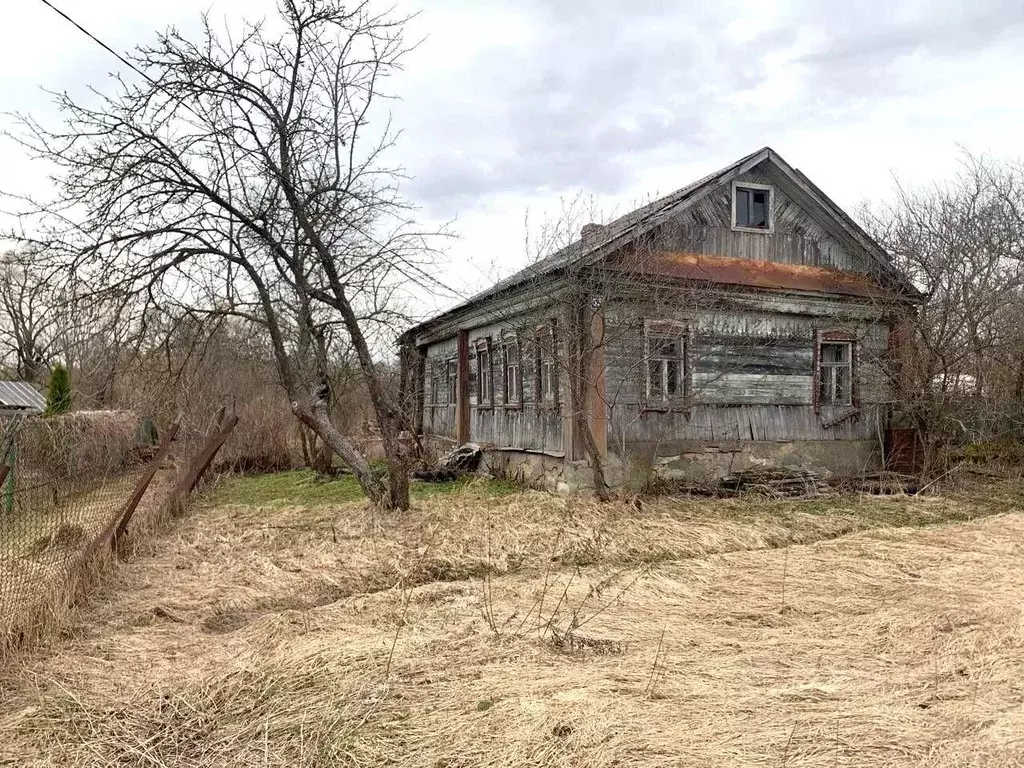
[208,469,520,508]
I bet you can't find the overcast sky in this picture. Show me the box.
[2,0,1023,318]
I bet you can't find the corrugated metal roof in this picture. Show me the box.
[0,381,46,413]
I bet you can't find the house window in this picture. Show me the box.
[476,340,493,405]
[645,323,686,402]
[535,324,558,407]
[446,358,458,405]
[502,336,521,405]
[733,183,772,230]
[818,341,853,406]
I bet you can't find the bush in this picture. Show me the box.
[44,365,72,417]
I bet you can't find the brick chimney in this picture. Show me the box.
[580,223,606,246]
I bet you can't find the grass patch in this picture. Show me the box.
[209,469,520,508]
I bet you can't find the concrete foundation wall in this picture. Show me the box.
[424,435,880,493]
[480,439,881,493]
[618,439,881,489]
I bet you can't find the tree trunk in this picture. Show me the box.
[575,407,610,501]
[570,297,610,502]
[292,401,389,507]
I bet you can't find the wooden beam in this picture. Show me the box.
[456,330,470,444]
[168,413,240,517]
[112,420,180,549]
[588,303,608,458]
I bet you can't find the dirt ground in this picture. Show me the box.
[2,474,1024,767]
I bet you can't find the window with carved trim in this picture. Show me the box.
[535,324,558,407]
[502,336,521,405]
[818,341,853,406]
[475,339,493,405]
[645,322,687,402]
[446,358,458,405]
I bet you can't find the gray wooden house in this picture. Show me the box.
[399,148,919,489]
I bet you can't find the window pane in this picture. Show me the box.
[477,350,490,401]
[652,336,679,358]
[820,343,848,364]
[819,368,831,403]
[649,360,665,397]
[736,188,750,227]
[835,367,851,405]
[751,190,767,227]
[666,359,680,395]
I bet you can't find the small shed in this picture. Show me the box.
[0,380,46,417]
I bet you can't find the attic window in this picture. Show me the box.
[733,183,773,231]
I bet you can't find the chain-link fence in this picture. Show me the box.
[0,408,238,662]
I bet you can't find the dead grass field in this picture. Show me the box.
[2,473,1024,767]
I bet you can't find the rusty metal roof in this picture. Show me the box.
[607,252,884,298]
[0,381,46,413]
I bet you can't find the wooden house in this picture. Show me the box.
[399,148,920,489]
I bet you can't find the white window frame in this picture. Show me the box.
[475,339,493,406]
[535,323,559,408]
[501,334,521,406]
[818,340,854,407]
[644,320,688,403]
[731,181,775,234]
[446,358,458,406]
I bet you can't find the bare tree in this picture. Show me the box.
[862,150,1024,469]
[9,0,440,509]
[0,249,60,381]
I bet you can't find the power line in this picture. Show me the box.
[36,0,150,82]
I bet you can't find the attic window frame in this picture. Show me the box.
[731,181,774,234]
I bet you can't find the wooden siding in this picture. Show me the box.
[422,337,459,441]
[423,318,565,454]
[602,293,892,450]
[423,290,892,454]
[651,168,870,274]
[611,403,884,448]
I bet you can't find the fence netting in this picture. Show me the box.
[0,409,232,661]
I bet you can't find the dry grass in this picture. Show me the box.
[0,468,176,663]
[2,478,1024,766]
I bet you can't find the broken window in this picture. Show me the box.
[502,336,521,405]
[818,341,853,406]
[476,340,492,405]
[646,323,686,402]
[734,185,771,230]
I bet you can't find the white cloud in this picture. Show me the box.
[1,0,1022,320]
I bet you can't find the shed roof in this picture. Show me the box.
[0,381,46,414]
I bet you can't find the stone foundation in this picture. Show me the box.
[422,435,882,493]
[620,439,882,489]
